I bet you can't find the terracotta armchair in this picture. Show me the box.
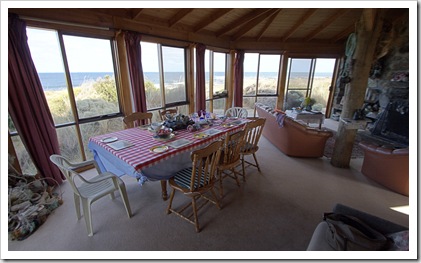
[359,141,409,196]
[255,103,332,158]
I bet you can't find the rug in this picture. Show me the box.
[323,130,365,159]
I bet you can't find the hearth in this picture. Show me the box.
[370,99,409,146]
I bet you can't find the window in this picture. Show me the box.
[205,50,227,115]
[243,53,281,116]
[284,58,336,114]
[9,27,124,171]
[141,42,189,120]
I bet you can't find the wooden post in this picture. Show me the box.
[331,9,386,168]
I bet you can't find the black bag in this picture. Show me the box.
[323,213,389,251]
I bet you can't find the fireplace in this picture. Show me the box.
[371,99,409,146]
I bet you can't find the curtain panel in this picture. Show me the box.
[233,50,245,107]
[195,43,206,113]
[8,14,64,185]
[124,31,147,115]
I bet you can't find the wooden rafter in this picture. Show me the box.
[256,9,281,41]
[168,8,194,27]
[305,9,348,41]
[333,23,355,42]
[283,9,317,42]
[131,9,144,20]
[193,8,233,33]
[215,8,274,37]
[232,9,280,41]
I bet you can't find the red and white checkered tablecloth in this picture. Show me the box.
[89,120,247,172]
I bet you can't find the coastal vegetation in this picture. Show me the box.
[11,74,332,174]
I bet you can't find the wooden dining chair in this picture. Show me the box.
[217,130,246,198]
[123,112,153,128]
[225,107,248,118]
[240,117,266,179]
[49,154,132,237]
[166,140,222,233]
[159,107,178,121]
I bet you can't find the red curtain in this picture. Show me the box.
[195,43,206,112]
[124,31,147,114]
[8,14,64,185]
[233,50,245,107]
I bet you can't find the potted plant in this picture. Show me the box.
[301,97,316,111]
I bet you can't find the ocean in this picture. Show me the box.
[38,72,332,90]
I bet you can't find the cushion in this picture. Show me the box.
[387,230,409,251]
[174,167,208,189]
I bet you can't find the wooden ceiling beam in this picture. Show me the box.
[131,9,144,20]
[215,8,274,37]
[231,9,280,41]
[193,8,233,33]
[333,23,355,42]
[282,9,317,42]
[168,8,194,27]
[305,9,348,41]
[256,9,281,41]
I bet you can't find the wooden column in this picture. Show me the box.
[331,9,385,168]
[278,51,288,110]
[226,50,236,110]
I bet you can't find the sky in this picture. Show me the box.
[26,27,336,74]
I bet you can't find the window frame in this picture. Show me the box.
[242,52,282,116]
[205,49,228,113]
[9,27,124,170]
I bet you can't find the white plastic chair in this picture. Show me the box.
[50,154,132,236]
[225,107,248,118]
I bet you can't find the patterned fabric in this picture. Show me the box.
[89,122,245,172]
[275,112,286,128]
[174,168,208,190]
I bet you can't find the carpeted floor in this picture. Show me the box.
[6,136,411,260]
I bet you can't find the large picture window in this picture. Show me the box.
[204,50,227,115]
[242,53,281,116]
[9,27,124,173]
[141,42,189,120]
[284,58,336,114]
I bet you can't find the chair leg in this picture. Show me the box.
[73,193,81,220]
[231,168,241,186]
[118,183,132,218]
[241,155,246,182]
[166,189,176,214]
[192,196,200,233]
[81,199,93,237]
[252,153,261,172]
[218,170,224,198]
[210,188,221,209]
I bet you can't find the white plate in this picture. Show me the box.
[149,145,169,153]
[101,137,118,143]
[194,133,209,139]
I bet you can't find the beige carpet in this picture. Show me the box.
[6,136,410,259]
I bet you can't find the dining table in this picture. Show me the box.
[88,118,249,200]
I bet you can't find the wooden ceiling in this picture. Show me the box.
[9,8,409,56]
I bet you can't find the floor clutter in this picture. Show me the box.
[8,165,63,241]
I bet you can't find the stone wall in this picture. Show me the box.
[331,16,409,137]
